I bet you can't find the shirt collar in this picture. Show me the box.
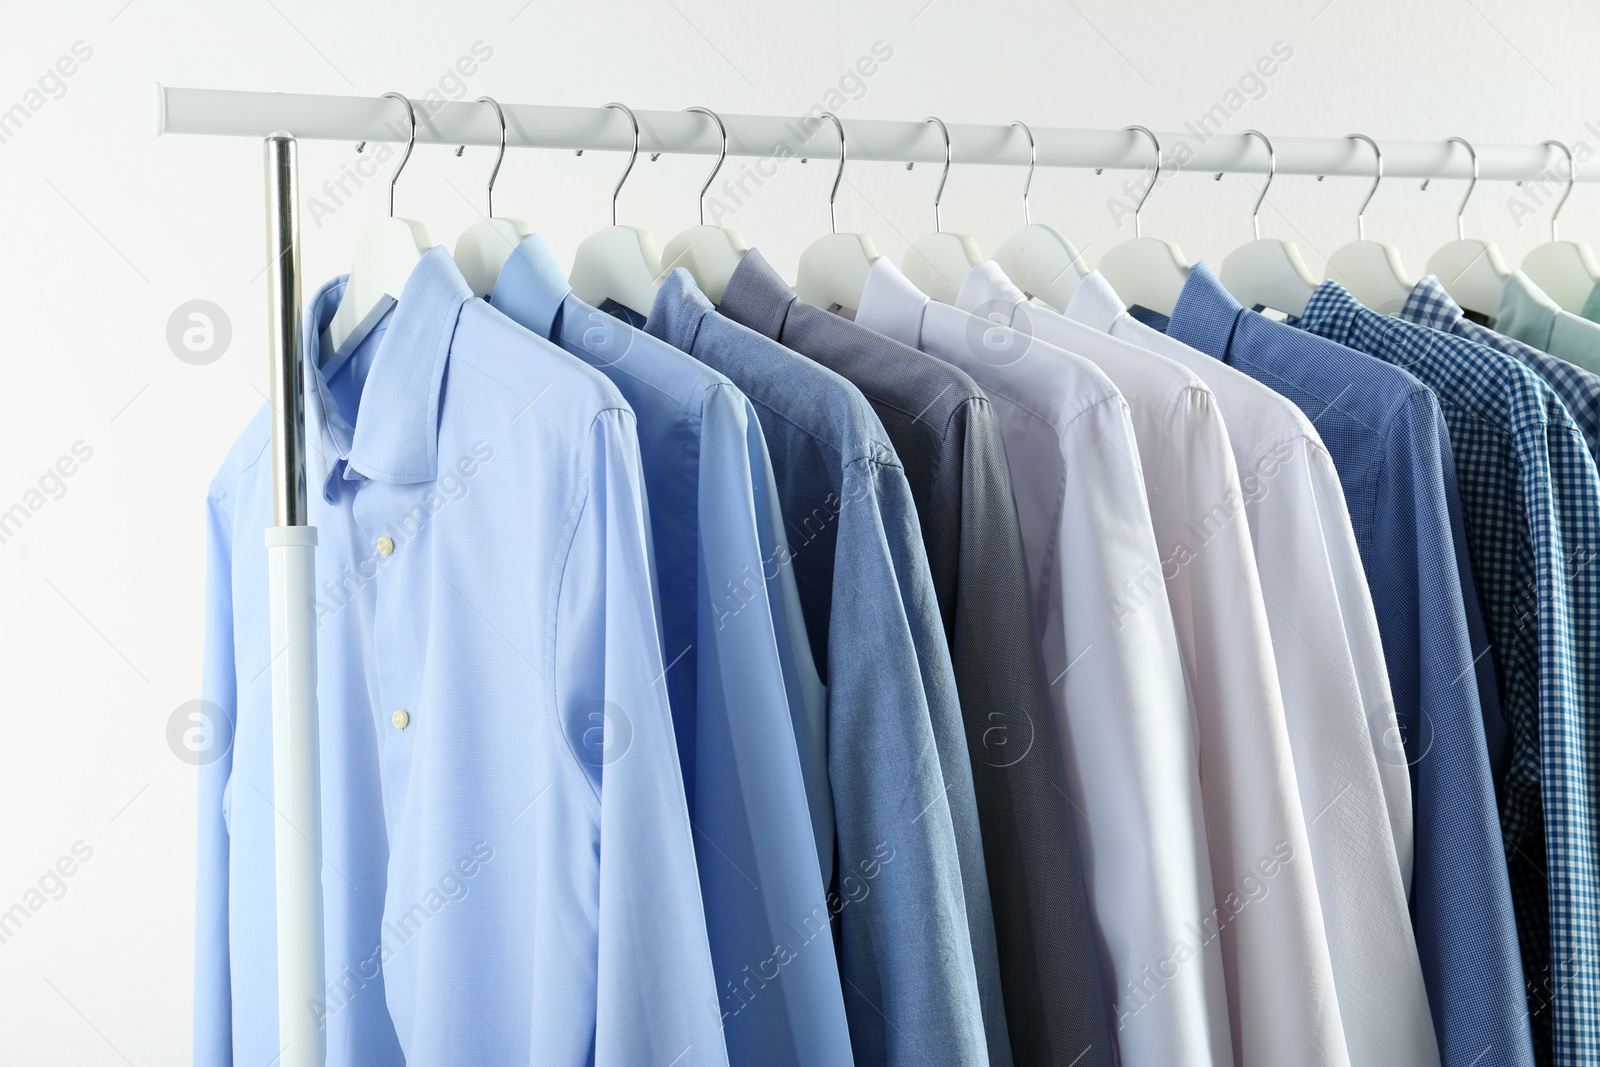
[303,275,358,502]
[646,267,715,351]
[719,248,798,339]
[1505,269,1561,314]
[855,257,930,347]
[1166,260,1246,360]
[489,234,571,339]
[955,261,1026,325]
[1063,271,1128,334]
[324,246,471,490]
[1401,275,1466,331]
[1298,279,1363,344]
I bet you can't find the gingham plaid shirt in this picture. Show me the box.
[1402,276,1600,460]
[1301,281,1600,1067]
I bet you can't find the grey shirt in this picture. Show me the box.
[720,250,1113,1067]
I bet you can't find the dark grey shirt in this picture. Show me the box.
[721,250,1114,1067]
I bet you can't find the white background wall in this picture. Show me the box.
[2,0,1597,1060]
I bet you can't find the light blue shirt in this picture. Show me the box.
[489,236,852,1067]
[195,247,728,1066]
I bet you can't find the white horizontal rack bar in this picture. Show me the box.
[157,84,1595,183]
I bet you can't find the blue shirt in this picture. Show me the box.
[1164,264,1534,1067]
[488,236,852,1067]
[1299,278,1600,1067]
[195,248,728,1066]
[1402,275,1600,460]
[644,268,994,1067]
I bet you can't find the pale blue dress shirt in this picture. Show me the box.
[488,235,852,1067]
[195,248,728,1066]
[644,268,993,1066]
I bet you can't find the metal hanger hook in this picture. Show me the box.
[819,111,846,235]
[1345,133,1383,242]
[1444,137,1478,242]
[683,106,727,227]
[1010,121,1036,226]
[455,96,508,218]
[602,102,640,227]
[358,91,417,218]
[1541,139,1576,242]
[1239,130,1274,242]
[923,116,953,234]
[1124,125,1161,239]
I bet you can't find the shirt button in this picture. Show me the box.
[392,708,410,730]
[376,535,394,556]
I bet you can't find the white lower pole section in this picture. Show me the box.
[266,525,325,1067]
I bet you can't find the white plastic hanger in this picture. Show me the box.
[327,92,433,356]
[796,112,879,315]
[659,106,747,304]
[453,96,532,299]
[1520,139,1600,312]
[1424,137,1510,319]
[1323,133,1416,313]
[900,116,982,304]
[990,120,1089,310]
[1220,129,1318,317]
[1097,124,1191,316]
[569,102,665,317]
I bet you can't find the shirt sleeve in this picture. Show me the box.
[195,488,236,1067]
[1246,430,1435,1065]
[825,456,991,1067]
[693,386,853,1065]
[950,402,1116,1065]
[561,407,730,1067]
[1369,393,1530,1066]
[1053,399,1254,1065]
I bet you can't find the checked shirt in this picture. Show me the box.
[1300,281,1600,1067]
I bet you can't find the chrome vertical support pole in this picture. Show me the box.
[262,131,326,1067]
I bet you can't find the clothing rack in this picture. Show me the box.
[157,83,1595,1067]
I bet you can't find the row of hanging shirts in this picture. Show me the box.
[337,93,1600,342]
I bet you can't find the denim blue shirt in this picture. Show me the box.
[644,267,993,1067]
[1299,278,1600,1067]
[1402,275,1600,460]
[488,236,852,1067]
[195,248,728,1066]
[1163,264,1534,1067]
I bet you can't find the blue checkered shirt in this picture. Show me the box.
[1402,276,1600,460]
[1165,263,1532,1067]
[1300,280,1600,1067]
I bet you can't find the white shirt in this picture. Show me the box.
[1065,270,1438,1067]
[857,258,1233,1067]
[960,260,1365,1067]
